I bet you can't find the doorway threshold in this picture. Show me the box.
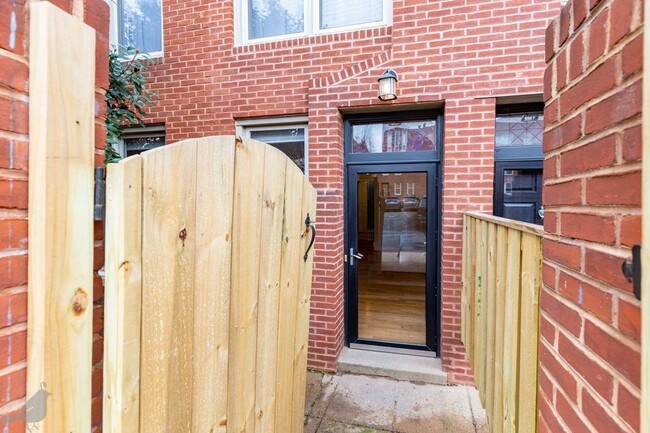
[337,346,448,385]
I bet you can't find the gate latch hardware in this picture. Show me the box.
[621,245,641,300]
[304,213,316,262]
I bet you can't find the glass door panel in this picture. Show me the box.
[355,171,427,345]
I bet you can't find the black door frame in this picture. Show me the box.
[346,164,439,352]
[343,111,443,354]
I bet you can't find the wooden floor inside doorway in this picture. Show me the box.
[357,251,426,345]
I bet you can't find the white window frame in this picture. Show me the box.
[393,183,401,196]
[105,0,164,58]
[406,182,414,196]
[235,0,392,45]
[236,116,309,175]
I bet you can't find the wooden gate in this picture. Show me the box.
[103,136,317,433]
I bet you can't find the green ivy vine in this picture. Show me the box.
[105,46,158,163]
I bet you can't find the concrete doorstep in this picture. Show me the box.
[337,348,448,385]
[304,372,488,433]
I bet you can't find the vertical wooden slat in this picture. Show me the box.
[253,148,288,433]
[104,157,143,432]
[192,137,236,432]
[291,180,318,433]
[274,163,305,433]
[641,2,650,431]
[492,225,508,433]
[485,222,497,422]
[468,217,477,363]
[27,3,95,431]
[461,215,469,346]
[227,138,266,433]
[502,229,522,433]
[477,220,489,405]
[140,141,198,432]
[518,234,542,432]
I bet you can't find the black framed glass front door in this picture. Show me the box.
[346,164,438,352]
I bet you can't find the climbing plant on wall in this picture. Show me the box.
[105,47,158,163]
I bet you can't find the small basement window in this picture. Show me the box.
[118,125,166,157]
[236,117,308,174]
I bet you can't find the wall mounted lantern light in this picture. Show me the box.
[378,69,398,101]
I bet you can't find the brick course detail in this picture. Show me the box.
[541,0,642,431]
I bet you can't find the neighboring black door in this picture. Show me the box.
[494,160,543,225]
[346,164,438,352]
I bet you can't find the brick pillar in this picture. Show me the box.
[440,97,496,383]
[540,0,642,431]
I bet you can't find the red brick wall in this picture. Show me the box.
[0,0,109,431]
[541,0,642,431]
[146,0,561,381]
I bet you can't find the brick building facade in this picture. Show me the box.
[129,0,563,382]
[0,0,109,430]
[541,0,642,431]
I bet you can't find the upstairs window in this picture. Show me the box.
[320,0,384,30]
[107,0,163,55]
[239,0,391,44]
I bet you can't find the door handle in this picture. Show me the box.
[350,248,364,266]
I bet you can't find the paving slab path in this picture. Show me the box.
[304,372,488,433]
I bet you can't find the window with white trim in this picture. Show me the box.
[236,117,308,174]
[106,0,163,55]
[237,0,391,44]
[406,182,414,196]
[118,125,165,157]
[393,183,401,196]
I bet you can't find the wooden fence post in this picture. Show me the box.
[27,2,96,431]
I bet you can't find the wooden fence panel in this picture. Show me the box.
[140,140,198,432]
[517,234,542,432]
[28,3,95,431]
[104,136,316,433]
[227,138,266,433]
[274,162,306,433]
[254,148,288,433]
[460,212,543,433]
[292,181,318,433]
[503,228,521,433]
[104,157,143,433]
[192,137,236,432]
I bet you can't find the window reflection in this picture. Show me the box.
[352,121,436,153]
[495,112,544,147]
[120,0,163,53]
[248,0,304,39]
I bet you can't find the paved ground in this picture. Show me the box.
[304,372,488,433]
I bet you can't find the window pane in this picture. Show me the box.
[320,0,383,29]
[249,0,304,40]
[120,0,162,53]
[351,120,436,154]
[124,135,165,156]
[495,112,544,147]
[250,128,306,172]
